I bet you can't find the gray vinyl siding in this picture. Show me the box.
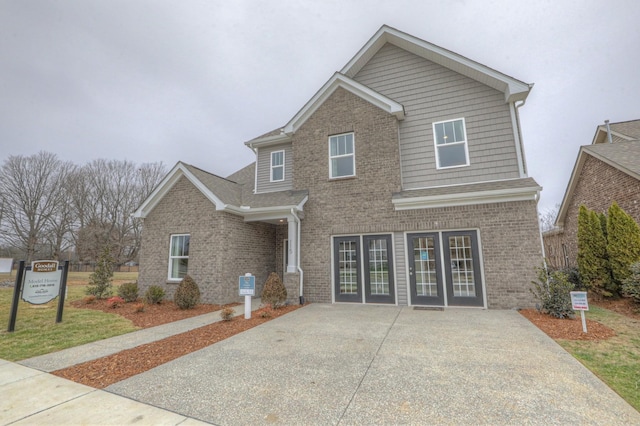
[394,232,408,305]
[255,143,293,193]
[353,43,521,189]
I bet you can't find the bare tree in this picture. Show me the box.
[539,203,561,233]
[0,152,74,262]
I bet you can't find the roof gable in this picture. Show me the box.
[341,25,531,103]
[555,140,640,227]
[591,119,640,144]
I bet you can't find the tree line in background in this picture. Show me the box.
[0,151,167,265]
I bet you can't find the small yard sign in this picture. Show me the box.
[239,273,255,320]
[570,291,589,333]
[23,261,62,305]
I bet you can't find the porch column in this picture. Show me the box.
[287,215,298,273]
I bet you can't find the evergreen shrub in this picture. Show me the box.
[530,266,575,319]
[85,246,115,299]
[145,285,165,304]
[261,272,287,308]
[174,275,201,309]
[607,202,640,289]
[117,282,139,302]
[622,262,640,304]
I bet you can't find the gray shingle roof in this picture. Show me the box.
[583,140,640,179]
[609,119,640,140]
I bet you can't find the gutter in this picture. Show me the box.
[290,208,304,304]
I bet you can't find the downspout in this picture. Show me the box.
[514,99,528,176]
[290,208,304,304]
[605,120,613,144]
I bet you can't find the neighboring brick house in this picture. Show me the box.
[134,25,543,309]
[544,119,640,269]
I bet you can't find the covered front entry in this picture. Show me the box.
[407,230,484,307]
[333,234,395,304]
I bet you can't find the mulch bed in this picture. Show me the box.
[519,308,617,340]
[53,303,302,388]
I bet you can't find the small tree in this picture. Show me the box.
[261,272,287,308]
[174,274,200,309]
[607,202,640,290]
[85,245,114,299]
[577,206,611,296]
[622,262,640,304]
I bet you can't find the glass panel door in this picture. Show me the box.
[334,236,361,302]
[443,231,483,307]
[407,233,444,306]
[363,235,395,304]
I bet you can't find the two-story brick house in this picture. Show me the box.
[134,25,543,309]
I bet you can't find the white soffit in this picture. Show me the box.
[342,25,531,103]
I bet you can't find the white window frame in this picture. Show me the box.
[329,133,356,179]
[270,150,285,182]
[433,118,470,169]
[168,234,190,281]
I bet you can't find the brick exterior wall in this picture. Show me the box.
[544,154,640,268]
[138,176,276,304]
[290,87,541,309]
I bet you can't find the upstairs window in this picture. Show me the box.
[169,234,190,280]
[433,118,469,169]
[271,150,285,182]
[329,133,355,178]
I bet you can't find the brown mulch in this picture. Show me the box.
[593,296,640,320]
[55,301,302,388]
[519,308,617,340]
[69,298,237,328]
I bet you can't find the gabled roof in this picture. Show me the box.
[246,73,404,147]
[592,119,640,144]
[555,139,640,227]
[342,25,532,103]
[133,161,308,220]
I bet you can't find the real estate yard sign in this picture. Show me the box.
[7,260,70,332]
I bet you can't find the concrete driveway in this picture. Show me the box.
[107,304,639,425]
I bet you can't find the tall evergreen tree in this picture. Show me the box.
[577,206,611,296]
[607,202,640,289]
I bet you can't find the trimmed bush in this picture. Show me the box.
[622,262,640,304]
[220,307,235,321]
[106,296,125,309]
[577,206,612,296]
[607,202,640,290]
[117,282,139,302]
[174,275,201,309]
[261,272,287,308]
[530,266,575,319]
[145,285,165,304]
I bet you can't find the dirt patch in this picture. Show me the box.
[519,309,617,340]
[54,303,302,388]
[593,297,640,320]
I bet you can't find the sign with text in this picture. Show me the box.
[570,291,589,311]
[239,274,256,296]
[22,260,62,305]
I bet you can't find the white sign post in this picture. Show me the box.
[239,273,255,319]
[570,291,589,333]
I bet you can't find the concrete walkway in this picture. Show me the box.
[2,304,639,425]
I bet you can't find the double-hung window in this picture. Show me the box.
[270,150,284,182]
[329,133,355,178]
[433,118,470,169]
[169,234,190,280]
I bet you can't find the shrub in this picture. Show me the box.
[174,275,200,309]
[82,295,96,305]
[132,302,145,313]
[577,206,612,296]
[622,262,640,304]
[607,202,640,291]
[85,246,115,299]
[106,296,125,309]
[530,266,575,319]
[220,306,235,321]
[145,285,165,304]
[117,282,139,302]
[261,272,287,309]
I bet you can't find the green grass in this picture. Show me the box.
[0,272,139,361]
[557,305,640,411]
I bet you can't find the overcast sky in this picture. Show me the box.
[1,0,639,212]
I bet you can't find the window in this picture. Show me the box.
[270,150,284,182]
[169,234,190,280]
[329,133,355,178]
[433,118,469,169]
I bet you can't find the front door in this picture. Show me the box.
[408,233,444,306]
[334,235,395,304]
[407,231,484,307]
